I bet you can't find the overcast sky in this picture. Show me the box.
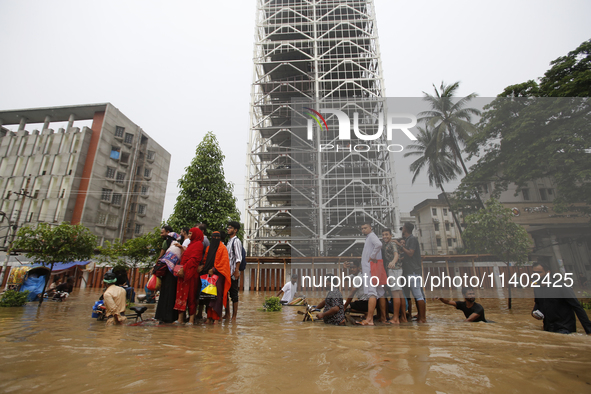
[1,0,589,221]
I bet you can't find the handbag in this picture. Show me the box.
[152,261,168,278]
[200,274,218,296]
[370,259,388,286]
[146,274,161,291]
[173,264,183,277]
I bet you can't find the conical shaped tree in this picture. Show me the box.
[168,132,240,237]
[404,126,464,235]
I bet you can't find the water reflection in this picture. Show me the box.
[0,289,590,393]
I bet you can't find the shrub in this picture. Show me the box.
[0,290,30,307]
[262,296,282,312]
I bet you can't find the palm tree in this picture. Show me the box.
[419,81,485,208]
[405,126,464,235]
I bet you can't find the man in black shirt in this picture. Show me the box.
[531,261,591,335]
[394,222,426,323]
[436,287,486,322]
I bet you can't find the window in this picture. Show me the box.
[110,146,120,160]
[450,222,454,227]
[107,215,118,227]
[445,223,450,231]
[447,238,452,247]
[116,172,125,184]
[443,208,448,216]
[482,184,489,193]
[461,222,467,228]
[106,167,116,179]
[60,189,65,198]
[547,188,554,196]
[115,126,125,138]
[120,152,130,164]
[96,212,107,225]
[124,133,134,144]
[147,150,155,160]
[434,223,440,231]
[135,224,143,235]
[144,168,151,178]
[101,188,112,201]
[138,204,146,215]
[112,193,122,206]
[522,188,530,201]
[540,188,548,201]
[432,208,437,216]
[141,185,149,196]
[436,238,442,247]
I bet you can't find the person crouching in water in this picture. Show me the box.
[435,286,487,322]
[316,274,346,326]
[103,272,127,326]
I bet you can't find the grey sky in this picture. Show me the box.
[1,0,589,221]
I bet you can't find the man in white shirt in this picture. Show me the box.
[276,274,299,304]
[226,221,243,322]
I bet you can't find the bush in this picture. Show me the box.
[0,290,30,307]
[262,296,282,312]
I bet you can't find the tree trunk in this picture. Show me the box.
[448,127,486,210]
[439,185,463,236]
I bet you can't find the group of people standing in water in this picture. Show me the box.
[153,222,243,325]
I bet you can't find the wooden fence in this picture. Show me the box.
[2,254,536,293]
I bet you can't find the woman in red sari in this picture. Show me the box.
[201,231,231,324]
[174,227,204,325]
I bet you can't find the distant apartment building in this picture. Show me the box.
[0,103,170,246]
[413,179,591,282]
[411,196,464,255]
[478,178,591,280]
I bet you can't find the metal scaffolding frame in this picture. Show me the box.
[245,0,399,257]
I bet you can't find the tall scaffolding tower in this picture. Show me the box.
[245,0,399,257]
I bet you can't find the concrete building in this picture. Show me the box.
[412,180,591,283]
[411,196,465,255]
[245,0,398,257]
[478,178,591,282]
[0,103,170,246]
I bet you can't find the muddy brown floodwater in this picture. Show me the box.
[1,289,590,393]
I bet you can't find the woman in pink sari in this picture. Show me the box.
[174,227,204,325]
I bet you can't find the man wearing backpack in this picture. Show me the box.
[226,221,244,322]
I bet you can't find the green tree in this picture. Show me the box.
[538,39,591,97]
[462,39,591,214]
[404,126,464,234]
[124,227,162,271]
[168,132,241,238]
[13,222,97,305]
[461,199,531,309]
[97,227,162,272]
[419,81,484,208]
[419,81,481,175]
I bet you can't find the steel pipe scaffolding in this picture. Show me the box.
[245,0,399,257]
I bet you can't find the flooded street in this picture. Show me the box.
[1,290,590,393]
